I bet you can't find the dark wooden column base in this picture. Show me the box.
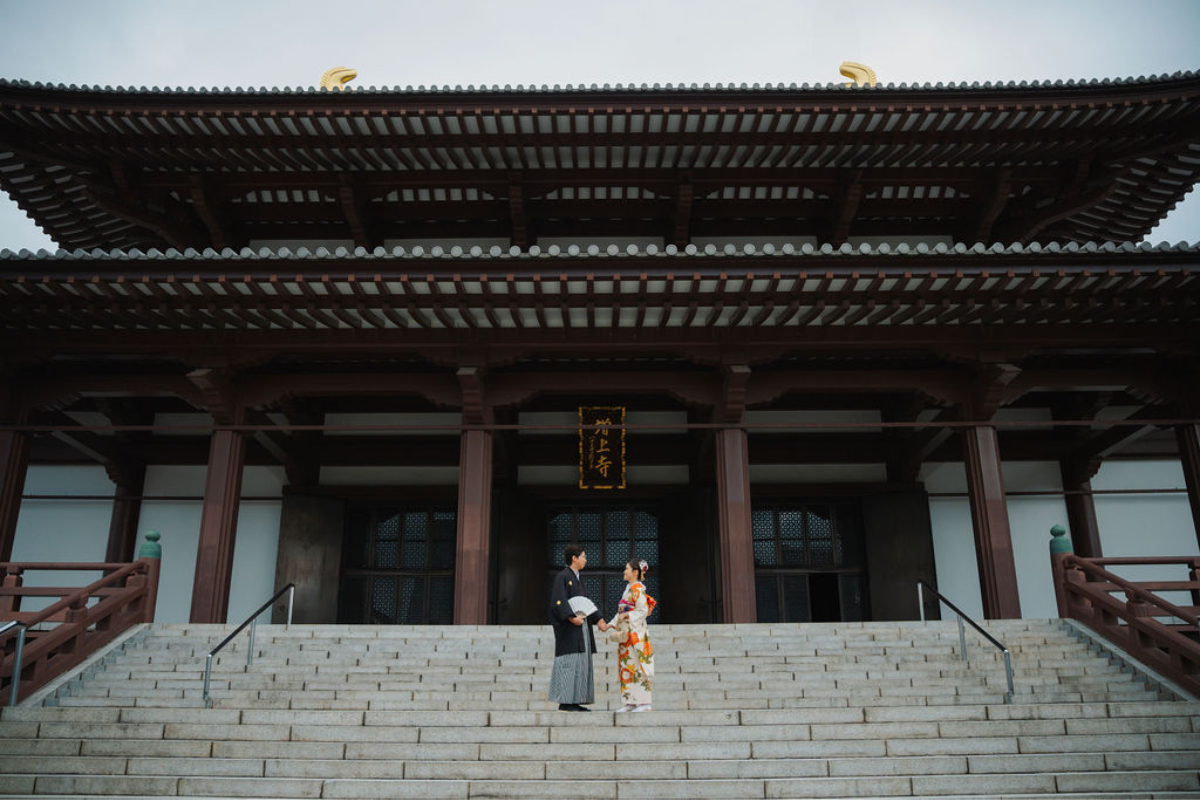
[962,424,1022,619]
[715,428,756,624]
[454,430,493,625]
[189,429,246,623]
[1060,460,1103,559]
[0,430,30,563]
[1177,423,1200,548]
[106,464,146,564]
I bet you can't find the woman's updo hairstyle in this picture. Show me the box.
[627,558,650,581]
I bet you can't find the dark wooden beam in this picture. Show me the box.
[888,408,957,483]
[829,170,863,247]
[188,175,235,250]
[105,462,146,563]
[672,179,693,248]
[508,177,527,249]
[967,169,1012,244]
[337,179,371,249]
[1060,458,1103,559]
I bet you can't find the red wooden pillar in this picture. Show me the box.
[715,428,757,623]
[454,430,493,625]
[1060,460,1103,559]
[453,367,492,625]
[0,394,29,563]
[962,424,1022,619]
[106,464,146,564]
[1177,423,1200,549]
[190,427,246,623]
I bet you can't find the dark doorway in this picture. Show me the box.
[752,501,868,623]
[338,504,456,624]
[545,504,661,619]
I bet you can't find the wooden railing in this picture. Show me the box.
[0,558,160,706]
[1051,553,1200,697]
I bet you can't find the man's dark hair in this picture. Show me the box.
[564,543,584,565]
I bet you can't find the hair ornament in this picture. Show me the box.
[639,559,649,572]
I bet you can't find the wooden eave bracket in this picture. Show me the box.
[188,175,236,251]
[338,178,372,249]
[720,365,751,425]
[508,176,527,249]
[967,169,1012,244]
[673,178,694,248]
[888,407,958,484]
[246,408,314,488]
[829,169,864,247]
[457,366,492,426]
[965,362,1021,421]
[997,159,1127,244]
[186,368,244,426]
[85,162,207,250]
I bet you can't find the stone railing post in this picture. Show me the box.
[138,530,162,624]
[1049,524,1074,618]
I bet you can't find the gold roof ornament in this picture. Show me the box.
[839,61,878,88]
[320,67,358,91]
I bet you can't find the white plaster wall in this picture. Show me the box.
[141,466,283,624]
[10,466,114,612]
[323,412,461,437]
[745,409,882,434]
[319,466,460,486]
[750,464,888,483]
[1091,460,1199,607]
[517,411,686,435]
[921,461,1069,621]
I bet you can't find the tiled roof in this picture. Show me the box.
[2,71,1197,96]
[2,240,1198,264]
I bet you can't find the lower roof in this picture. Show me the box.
[1,244,1196,339]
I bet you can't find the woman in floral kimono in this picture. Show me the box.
[610,558,656,712]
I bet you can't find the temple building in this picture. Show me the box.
[1,72,1198,627]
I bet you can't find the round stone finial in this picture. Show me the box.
[139,530,162,559]
[1048,524,1073,555]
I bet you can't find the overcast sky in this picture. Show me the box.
[2,0,1198,251]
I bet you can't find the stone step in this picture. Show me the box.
[3,749,1199,780]
[5,620,1193,798]
[3,769,1199,798]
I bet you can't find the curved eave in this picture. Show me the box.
[3,70,1199,103]
[1,243,1196,335]
[2,71,1200,253]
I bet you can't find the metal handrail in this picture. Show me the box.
[202,584,294,708]
[1,620,28,707]
[917,580,1015,704]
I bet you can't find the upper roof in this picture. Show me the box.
[2,72,1199,252]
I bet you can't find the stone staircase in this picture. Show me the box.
[1,619,1198,798]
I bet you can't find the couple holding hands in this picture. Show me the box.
[548,544,656,713]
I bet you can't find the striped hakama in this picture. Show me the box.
[548,621,594,705]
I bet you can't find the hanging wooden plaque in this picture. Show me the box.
[578,406,626,490]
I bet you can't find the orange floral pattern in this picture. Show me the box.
[615,582,654,705]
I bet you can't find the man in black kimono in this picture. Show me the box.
[548,544,609,711]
